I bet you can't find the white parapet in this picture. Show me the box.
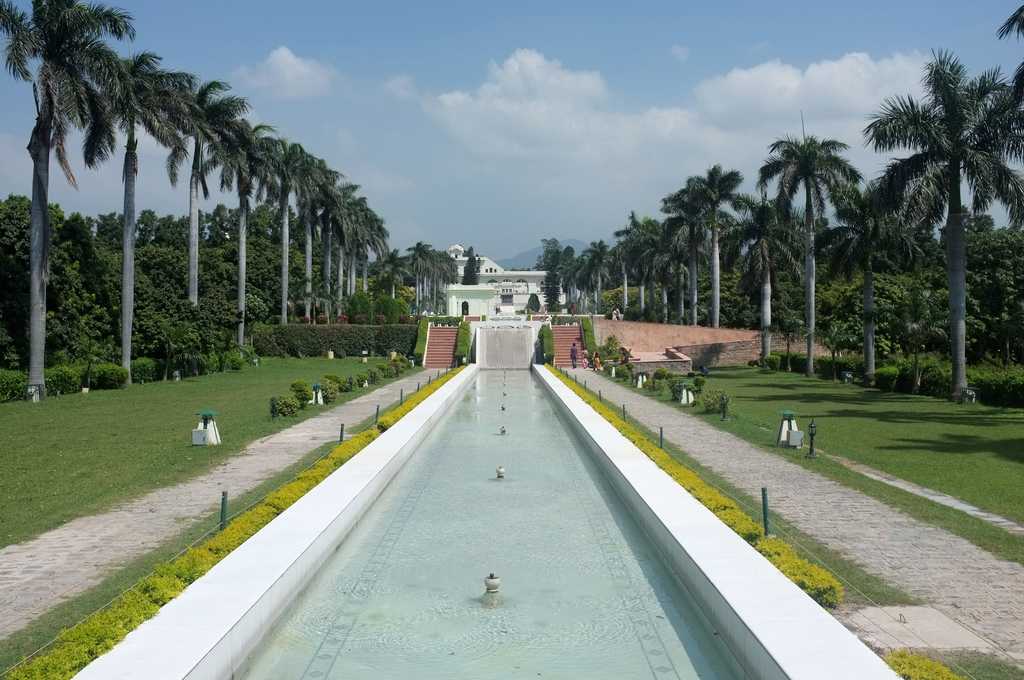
[75,366,479,680]
[534,365,898,680]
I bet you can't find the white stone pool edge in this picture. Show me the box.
[534,365,899,680]
[73,365,479,680]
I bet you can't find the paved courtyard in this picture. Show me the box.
[0,372,425,641]
[569,368,1024,663]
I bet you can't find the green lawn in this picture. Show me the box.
[601,366,1024,567]
[701,367,1024,524]
[0,357,411,548]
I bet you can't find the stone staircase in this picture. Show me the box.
[423,325,458,369]
[552,324,583,367]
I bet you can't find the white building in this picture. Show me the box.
[444,244,562,316]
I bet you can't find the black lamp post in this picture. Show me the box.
[807,418,817,458]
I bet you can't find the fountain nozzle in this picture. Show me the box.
[484,573,501,593]
[496,465,505,479]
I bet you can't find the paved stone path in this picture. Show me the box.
[0,372,426,641]
[569,368,1024,662]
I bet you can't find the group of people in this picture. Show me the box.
[569,342,603,371]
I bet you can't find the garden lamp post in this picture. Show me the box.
[807,419,817,459]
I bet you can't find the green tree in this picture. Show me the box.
[461,246,480,285]
[998,5,1024,99]
[167,80,249,307]
[823,182,920,383]
[899,288,947,393]
[1,0,134,396]
[109,53,195,380]
[690,164,744,327]
[865,51,1024,398]
[377,249,409,298]
[758,135,861,376]
[265,139,309,323]
[662,179,706,325]
[725,194,800,361]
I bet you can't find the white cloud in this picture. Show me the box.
[670,45,690,64]
[235,46,335,99]
[383,74,418,100]
[421,48,927,202]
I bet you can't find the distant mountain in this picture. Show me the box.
[496,239,588,270]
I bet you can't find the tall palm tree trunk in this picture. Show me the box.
[863,267,875,384]
[362,256,368,292]
[622,263,628,311]
[188,172,200,306]
[27,120,51,397]
[280,195,289,324]
[335,242,344,309]
[947,172,967,399]
[711,224,721,327]
[661,284,669,323]
[803,186,816,376]
[322,221,332,321]
[348,253,356,296]
[677,267,685,324]
[237,194,248,346]
[304,215,313,320]
[639,282,646,313]
[121,138,138,381]
[761,272,772,361]
[688,245,698,326]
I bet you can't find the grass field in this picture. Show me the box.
[0,357,409,549]
[603,366,1024,567]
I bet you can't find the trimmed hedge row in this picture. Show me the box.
[7,357,434,680]
[454,321,471,364]
[413,319,428,365]
[885,651,965,680]
[538,325,554,364]
[548,365,844,609]
[581,317,597,354]
[251,324,417,358]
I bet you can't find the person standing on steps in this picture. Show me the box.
[570,342,578,369]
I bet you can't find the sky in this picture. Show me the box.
[0,1,1020,259]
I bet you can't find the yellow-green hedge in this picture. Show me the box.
[547,365,844,609]
[9,426,385,679]
[377,366,464,431]
[885,651,965,680]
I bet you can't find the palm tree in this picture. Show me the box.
[2,0,134,397]
[105,54,194,381]
[998,6,1024,99]
[865,51,1024,398]
[299,157,339,320]
[582,240,610,313]
[822,182,919,383]
[377,249,409,298]
[663,179,705,325]
[612,212,642,311]
[726,194,800,361]
[168,80,249,306]
[266,139,308,323]
[759,135,861,375]
[407,241,434,313]
[690,165,743,327]
[900,288,947,393]
[213,119,275,344]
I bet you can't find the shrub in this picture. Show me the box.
[885,650,966,680]
[321,380,338,404]
[88,363,129,390]
[653,368,670,380]
[454,321,471,364]
[581,316,597,353]
[367,367,380,384]
[377,366,465,431]
[0,368,27,401]
[699,388,730,414]
[224,351,244,371]
[356,372,369,387]
[275,395,300,416]
[693,375,706,392]
[669,379,693,402]
[130,358,159,383]
[874,364,899,391]
[46,365,81,395]
[289,380,312,406]
[414,318,428,365]
[539,325,554,364]
[754,537,843,608]
[764,353,782,371]
[968,364,1024,407]
[323,373,343,387]
[250,324,417,358]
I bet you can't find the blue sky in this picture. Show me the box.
[0,1,1020,258]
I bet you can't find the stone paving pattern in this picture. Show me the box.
[569,368,1024,662]
[0,372,426,641]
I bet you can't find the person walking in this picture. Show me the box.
[570,342,578,369]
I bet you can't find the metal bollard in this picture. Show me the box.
[339,422,345,442]
[400,388,404,405]
[761,487,770,536]
[219,491,228,531]
[375,404,380,424]
[659,426,663,449]
[598,389,602,403]
[622,404,627,420]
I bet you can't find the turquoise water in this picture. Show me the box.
[241,371,745,679]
